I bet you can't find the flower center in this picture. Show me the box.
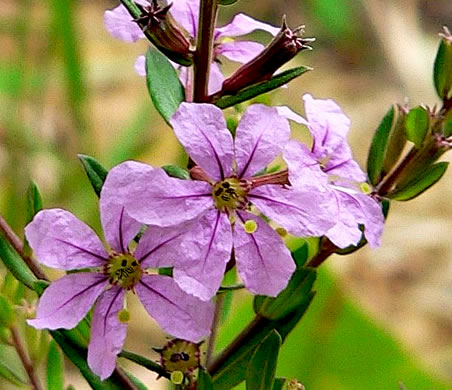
[212,178,248,211]
[105,253,142,290]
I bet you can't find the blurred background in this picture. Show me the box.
[1,0,452,388]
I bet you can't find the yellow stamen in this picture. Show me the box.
[117,309,130,323]
[275,227,287,237]
[244,220,258,234]
[212,178,248,211]
[170,371,185,385]
[105,253,142,290]
[360,182,372,194]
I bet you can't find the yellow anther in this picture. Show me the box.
[275,227,287,237]
[117,309,130,323]
[244,220,258,234]
[170,371,185,385]
[360,182,372,194]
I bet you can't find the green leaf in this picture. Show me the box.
[219,0,239,4]
[367,105,401,185]
[443,109,452,137]
[210,298,315,390]
[47,340,64,390]
[214,67,311,109]
[0,294,15,328]
[254,268,316,320]
[197,369,214,390]
[389,162,448,201]
[162,165,190,180]
[433,32,452,101]
[246,330,281,390]
[78,154,109,197]
[145,47,185,124]
[25,181,43,224]
[272,378,286,390]
[0,359,27,387]
[405,106,429,147]
[0,236,36,291]
[292,243,309,268]
[127,373,149,390]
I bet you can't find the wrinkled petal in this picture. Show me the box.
[276,106,307,125]
[323,141,367,183]
[302,94,351,159]
[88,287,127,381]
[217,41,265,63]
[134,55,146,76]
[249,185,337,237]
[104,4,145,43]
[173,210,233,301]
[171,103,234,181]
[208,62,225,95]
[135,224,189,268]
[27,273,108,330]
[234,211,295,296]
[101,161,144,253]
[215,13,280,38]
[170,0,200,37]
[235,104,290,178]
[125,167,212,227]
[25,209,108,270]
[136,274,214,342]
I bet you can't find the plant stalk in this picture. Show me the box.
[205,293,225,367]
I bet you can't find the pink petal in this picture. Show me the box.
[249,184,337,237]
[88,287,127,381]
[208,62,225,95]
[217,41,265,64]
[323,141,367,183]
[27,273,108,330]
[276,106,308,125]
[101,161,144,253]
[235,104,290,178]
[170,103,234,181]
[136,274,214,342]
[173,210,233,301]
[134,55,146,76]
[125,167,212,227]
[234,211,295,296]
[104,4,145,43]
[135,224,188,269]
[25,209,108,270]
[169,0,200,37]
[215,13,280,38]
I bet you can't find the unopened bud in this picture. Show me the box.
[221,16,314,95]
[134,0,193,66]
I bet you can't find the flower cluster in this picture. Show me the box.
[26,0,385,382]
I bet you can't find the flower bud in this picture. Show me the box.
[434,26,452,103]
[220,17,314,95]
[134,0,193,66]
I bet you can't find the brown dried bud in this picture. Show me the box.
[220,16,314,95]
[134,0,194,66]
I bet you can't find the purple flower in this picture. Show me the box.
[25,162,213,380]
[104,0,279,93]
[114,103,336,301]
[282,94,384,248]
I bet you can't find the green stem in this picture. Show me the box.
[119,349,170,379]
[206,294,225,366]
[193,0,218,102]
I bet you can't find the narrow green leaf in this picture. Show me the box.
[162,165,190,180]
[390,162,448,201]
[0,359,27,386]
[0,236,36,291]
[292,243,309,268]
[405,106,429,147]
[47,340,64,390]
[367,105,397,185]
[214,67,311,109]
[254,268,316,320]
[0,295,15,328]
[145,47,185,124]
[78,154,109,197]
[246,330,281,390]
[197,369,214,390]
[211,298,315,390]
[26,181,43,224]
[127,373,149,390]
[433,31,452,100]
[118,350,170,379]
[273,378,286,390]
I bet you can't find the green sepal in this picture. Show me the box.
[0,236,36,291]
[405,106,430,147]
[197,368,214,390]
[272,378,287,390]
[47,340,64,390]
[367,105,407,185]
[246,330,281,390]
[162,165,190,180]
[433,31,452,101]
[291,243,309,268]
[25,181,43,224]
[78,154,108,197]
[145,47,185,124]
[389,162,448,201]
[210,298,315,389]
[214,66,311,110]
[254,268,316,320]
[0,294,15,328]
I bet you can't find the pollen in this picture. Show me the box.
[105,253,142,290]
[170,371,185,385]
[117,309,130,323]
[244,219,258,234]
[360,182,372,194]
[212,178,248,211]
